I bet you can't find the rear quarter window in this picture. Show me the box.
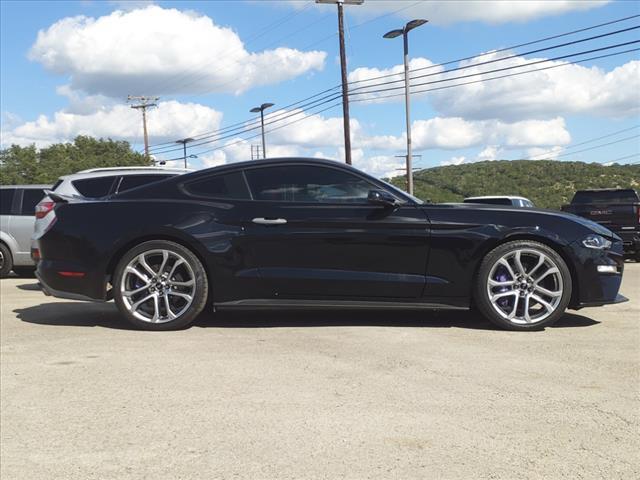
[184,172,250,199]
[72,176,118,198]
[117,174,173,193]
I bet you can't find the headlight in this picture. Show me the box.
[582,234,612,250]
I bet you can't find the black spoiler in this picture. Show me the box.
[44,190,85,204]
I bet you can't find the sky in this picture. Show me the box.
[1,0,639,177]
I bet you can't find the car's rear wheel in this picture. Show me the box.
[113,240,208,330]
[0,243,13,278]
[474,240,572,331]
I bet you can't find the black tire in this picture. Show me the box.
[0,243,13,278]
[12,266,36,278]
[474,240,572,331]
[113,240,209,331]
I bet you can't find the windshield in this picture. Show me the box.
[572,189,638,204]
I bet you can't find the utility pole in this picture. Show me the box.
[395,154,422,191]
[128,95,159,157]
[316,0,363,165]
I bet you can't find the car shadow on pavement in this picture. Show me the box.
[16,282,42,292]
[14,301,600,331]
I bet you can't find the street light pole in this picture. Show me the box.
[250,103,274,159]
[316,0,363,165]
[175,137,194,168]
[384,19,428,195]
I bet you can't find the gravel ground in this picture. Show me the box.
[1,264,639,479]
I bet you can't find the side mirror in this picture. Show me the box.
[368,189,398,207]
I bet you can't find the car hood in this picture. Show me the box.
[435,203,616,239]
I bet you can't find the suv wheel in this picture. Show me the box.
[113,240,208,330]
[0,243,13,278]
[474,240,572,331]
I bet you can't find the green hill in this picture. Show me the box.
[389,160,640,210]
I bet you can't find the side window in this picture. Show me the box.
[20,189,46,215]
[245,165,377,203]
[72,176,117,198]
[185,172,249,199]
[117,174,172,193]
[0,189,16,215]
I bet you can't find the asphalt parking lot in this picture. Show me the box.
[1,265,639,479]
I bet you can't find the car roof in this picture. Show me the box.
[77,166,193,174]
[0,184,51,189]
[176,157,360,180]
[59,167,192,181]
[465,195,531,201]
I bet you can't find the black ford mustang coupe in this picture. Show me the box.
[35,158,627,331]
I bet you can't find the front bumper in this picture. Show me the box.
[614,228,640,254]
[572,293,628,310]
[568,236,626,309]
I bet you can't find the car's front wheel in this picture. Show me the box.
[113,240,208,330]
[474,240,572,331]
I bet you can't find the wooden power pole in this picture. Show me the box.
[128,95,159,157]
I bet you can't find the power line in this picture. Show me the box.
[346,14,640,87]
[350,46,640,103]
[595,153,639,164]
[153,94,344,156]
[146,1,426,151]
[553,134,639,158]
[147,15,638,151]
[529,125,640,160]
[160,100,343,162]
[152,45,638,158]
[348,26,640,95]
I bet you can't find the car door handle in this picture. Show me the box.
[252,217,287,225]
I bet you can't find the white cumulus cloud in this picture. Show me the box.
[2,100,223,148]
[345,0,609,25]
[348,53,639,121]
[28,5,326,97]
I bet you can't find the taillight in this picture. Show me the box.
[35,201,55,219]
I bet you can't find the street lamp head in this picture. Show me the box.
[315,0,364,4]
[405,19,428,32]
[383,28,404,39]
[251,103,275,113]
[175,137,194,145]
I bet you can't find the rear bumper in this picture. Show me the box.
[36,270,100,302]
[36,259,108,302]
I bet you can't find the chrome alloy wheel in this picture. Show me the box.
[486,248,563,325]
[120,249,196,323]
[0,249,4,270]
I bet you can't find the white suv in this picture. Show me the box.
[32,167,191,263]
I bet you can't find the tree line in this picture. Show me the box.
[0,136,150,185]
[391,160,640,210]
